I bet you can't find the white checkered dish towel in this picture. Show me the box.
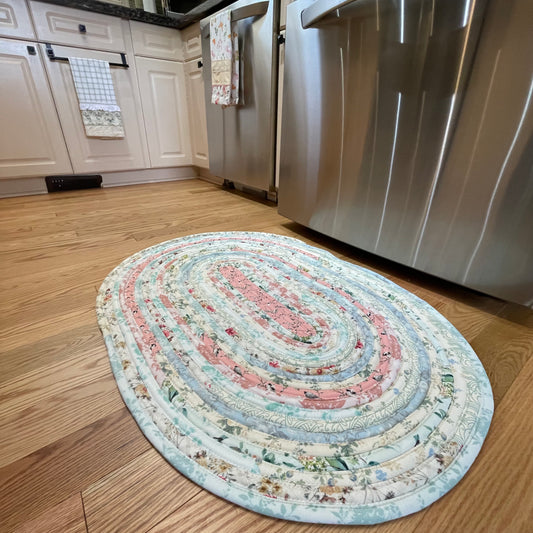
[68,57,125,138]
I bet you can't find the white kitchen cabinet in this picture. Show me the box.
[136,56,192,168]
[41,43,149,173]
[0,38,72,179]
[184,60,209,169]
[0,1,205,194]
[130,20,182,61]
[0,0,35,40]
[30,1,127,52]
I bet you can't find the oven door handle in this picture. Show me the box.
[301,0,361,29]
[201,1,269,38]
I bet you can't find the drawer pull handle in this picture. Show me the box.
[78,24,87,33]
[45,43,129,69]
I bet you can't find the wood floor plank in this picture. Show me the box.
[132,215,292,247]
[0,230,78,252]
[0,180,199,216]
[13,493,87,533]
[0,238,141,280]
[432,299,501,343]
[1,307,97,353]
[0,282,96,333]
[0,348,110,420]
[0,408,151,532]
[0,231,132,259]
[497,301,533,328]
[0,258,117,310]
[83,449,202,533]
[0,374,123,468]
[0,270,96,310]
[0,323,103,385]
[414,356,533,533]
[469,318,532,406]
[131,207,281,242]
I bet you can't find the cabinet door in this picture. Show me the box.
[41,43,149,173]
[0,38,72,179]
[0,0,35,39]
[136,57,192,168]
[184,60,209,169]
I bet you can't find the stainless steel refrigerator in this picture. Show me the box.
[278,0,533,307]
[200,0,279,194]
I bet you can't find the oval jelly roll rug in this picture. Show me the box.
[96,232,493,525]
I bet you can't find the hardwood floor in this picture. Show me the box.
[0,179,531,533]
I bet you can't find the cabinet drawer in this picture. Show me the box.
[30,1,127,52]
[0,0,35,39]
[181,22,201,61]
[130,21,182,61]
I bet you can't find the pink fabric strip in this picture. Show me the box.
[218,264,317,339]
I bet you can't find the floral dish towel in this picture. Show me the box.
[210,10,240,106]
[68,56,125,138]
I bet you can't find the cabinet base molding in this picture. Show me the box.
[0,167,198,198]
[102,166,197,187]
[0,177,48,198]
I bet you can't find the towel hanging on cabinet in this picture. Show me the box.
[68,55,125,138]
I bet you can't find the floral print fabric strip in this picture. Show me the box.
[210,10,239,105]
[96,232,493,524]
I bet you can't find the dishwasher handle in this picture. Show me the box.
[201,1,269,38]
[301,0,361,29]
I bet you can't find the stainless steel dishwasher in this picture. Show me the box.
[278,0,533,307]
[200,0,279,194]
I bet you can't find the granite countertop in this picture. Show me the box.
[38,0,233,29]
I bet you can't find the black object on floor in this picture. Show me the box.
[45,175,103,192]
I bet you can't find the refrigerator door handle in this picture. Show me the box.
[301,0,363,29]
[201,1,269,38]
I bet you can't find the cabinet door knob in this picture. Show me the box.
[197,60,203,68]
[78,24,87,33]
[27,45,36,55]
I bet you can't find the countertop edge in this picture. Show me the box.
[33,0,230,29]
